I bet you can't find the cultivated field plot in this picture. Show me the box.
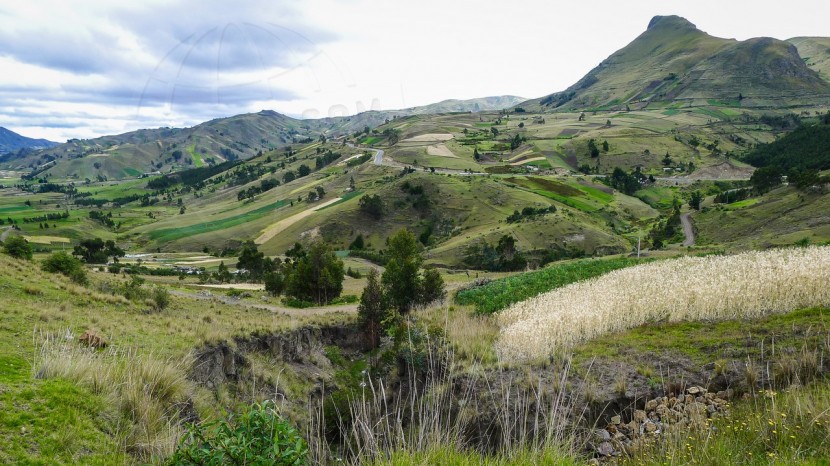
[496,246,830,362]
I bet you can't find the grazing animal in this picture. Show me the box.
[78,330,107,349]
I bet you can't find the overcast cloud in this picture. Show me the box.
[1,0,829,141]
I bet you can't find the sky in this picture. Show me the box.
[1,0,829,142]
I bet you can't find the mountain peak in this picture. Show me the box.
[647,15,698,31]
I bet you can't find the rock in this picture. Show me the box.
[633,409,647,423]
[595,429,611,442]
[687,386,702,395]
[643,421,659,434]
[645,399,658,411]
[610,415,621,425]
[597,441,614,456]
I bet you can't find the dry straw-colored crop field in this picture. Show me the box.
[497,246,830,362]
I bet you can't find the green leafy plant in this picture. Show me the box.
[166,401,308,465]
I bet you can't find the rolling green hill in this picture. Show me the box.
[1,97,524,181]
[789,36,830,82]
[521,15,830,112]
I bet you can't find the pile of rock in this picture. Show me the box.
[591,386,732,459]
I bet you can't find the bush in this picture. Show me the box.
[152,286,171,310]
[2,235,32,260]
[41,251,88,285]
[166,401,308,465]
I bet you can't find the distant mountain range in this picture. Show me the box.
[0,127,57,154]
[520,15,830,111]
[0,96,524,180]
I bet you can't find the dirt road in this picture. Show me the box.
[171,289,357,316]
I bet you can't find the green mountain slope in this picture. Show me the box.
[2,97,525,181]
[522,15,830,112]
[789,36,830,82]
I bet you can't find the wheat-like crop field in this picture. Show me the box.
[496,246,830,362]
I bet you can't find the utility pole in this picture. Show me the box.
[637,236,641,259]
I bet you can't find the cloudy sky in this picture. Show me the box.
[1,0,828,141]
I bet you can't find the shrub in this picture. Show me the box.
[3,235,32,260]
[166,401,308,466]
[41,251,88,285]
[152,286,171,311]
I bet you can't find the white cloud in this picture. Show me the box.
[1,0,828,141]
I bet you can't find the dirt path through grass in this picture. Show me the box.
[171,290,357,315]
[254,197,342,245]
[681,212,695,247]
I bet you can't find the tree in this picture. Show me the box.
[349,234,365,250]
[578,112,586,121]
[42,251,87,284]
[264,271,285,297]
[357,269,389,349]
[315,186,325,199]
[419,268,446,305]
[358,194,383,219]
[236,241,265,280]
[587,139,600,157]
[602,140,609,152]
[215,261,232,283]
[750,166,783,194]
[73,238,124,264]
[285,241,344,305]
[2,235,32,260]
[473,147,481,161]
[298,165,311,177]
[689,191,704,210]
[382,230,423,314]
[662,152,673,166]
[283,171,296,183]
[490,126,499,138]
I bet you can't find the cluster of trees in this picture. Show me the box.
[648,204,682,249]
[21,210,69,224]
[463,235,527,272]
[357,230,445,348]
[744,122,830,193]
[238,178,280,201]
[509,133,526,151]
[146,161,241,190]
[89,210,117,229]
[506,205,556,223]
[73,238,125,264]
[604,167,646,195]
[226,241,345,306]
[359,194,384,219]
[315,150,341,169]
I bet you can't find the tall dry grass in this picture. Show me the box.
[33,332,193,461]
[497,246,830,362]
[306,328,581,464]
